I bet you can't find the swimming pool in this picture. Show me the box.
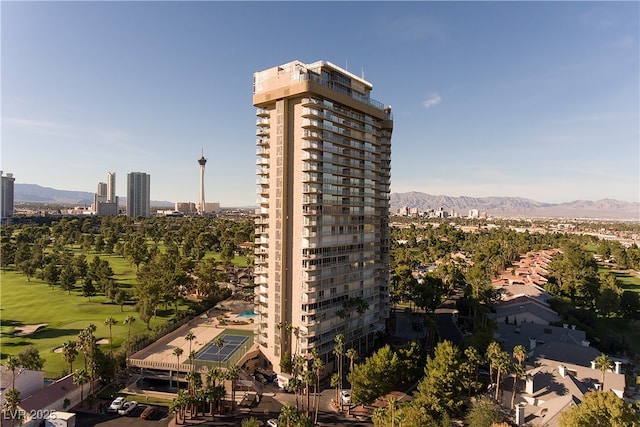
[237,308,258,318]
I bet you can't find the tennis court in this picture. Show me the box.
[194,331,253,367]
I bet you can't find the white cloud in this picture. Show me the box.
[422,93,442,109]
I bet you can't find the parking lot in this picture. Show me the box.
[74,405,170,427]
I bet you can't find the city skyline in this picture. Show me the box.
[2,2,638,205]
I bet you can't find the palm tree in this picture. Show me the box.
[2,388,21,427]
[493,351,511,403]
[169,393,186,425]
[486,341,502,382]
[302,369,314,416]
[510,344,528,408]
[372,407,387,427]
[73,369,89,403]
[226,365,240,411]
[509,363,526,409]
[206,367,221,388]
[513,345,527,367]
[278,402,297,427]
[123,315,136,356]
[83,323,97,395]
[330,373,340,408]
[62,340,78,375]
[594,353,613,389]
[345,348,359,374]
[5,355,20,390]
[104,316,118,356]
[388,397,398,427]
[173,346,184,392]
[212,335,224,367]
[312,351,324,424]
[185,331,196,367]
[333,334,345,399]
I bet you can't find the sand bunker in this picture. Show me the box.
[96,339,109,345]
[14,323,47,336]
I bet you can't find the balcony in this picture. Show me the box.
[256,118,269,127]
[256,137,269,146]
[256,158,269,166]
[256,108,269,117]
[256,128,269,136]
[256,147,270,156]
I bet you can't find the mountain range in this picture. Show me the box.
[13,184,173,208]
[12,184,639,220]
[391,192,639,220]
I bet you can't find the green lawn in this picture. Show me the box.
[0,266,191,378]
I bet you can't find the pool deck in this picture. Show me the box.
[128,299,255,370]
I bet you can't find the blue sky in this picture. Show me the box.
[2,1,638,206]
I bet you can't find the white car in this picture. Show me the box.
[267,419,279,427]
[118,400,138,415]
[108,396,126,412]
[340,390,351,405]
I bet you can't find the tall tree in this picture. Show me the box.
[559,391,639,426]
[73,369,89,403]
[212,335,224,367]
[333,333,345,400]
[62,340,78,374]
[413,340,463,417]
[2,388,21,427]
[510,344,528,409]
[123,315,136,356]
[594,353,613,389]
[17,347,45,371]
[5,356,20,390]
[226,364,240,411]
[173,347,184,392]
[312,350,324,424]
[104,316,118,356]
[348,345,400,406]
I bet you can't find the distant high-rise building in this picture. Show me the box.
[93,173,118,216]
[1,171,15,219]
[127,172,150,217]
[107,172,116,203]
[97,182,107,197]
[252,60,393,371]
[197,152,207,215]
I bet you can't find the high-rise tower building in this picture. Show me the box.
[252,60,393,370]
[127,172,150,217]
[1,171,15,219]
[107,172,116,203]
[197,152,207,215]
[97,182,107,197]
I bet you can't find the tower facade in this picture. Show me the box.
[197,153,207,215]
[107,172,116,203]
[252,60,393,370]
[1,171,15,219]
[126,172,150,217]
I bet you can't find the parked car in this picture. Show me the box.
[118,400,138,416]
[267,419,278,427]
[107,396,126,412]
[340,390,351,405]
[140,405,155,420]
